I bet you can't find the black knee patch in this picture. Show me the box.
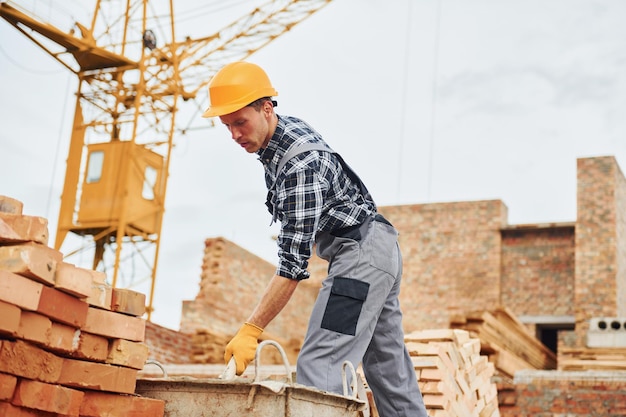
[321,277,369,336]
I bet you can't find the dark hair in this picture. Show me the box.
[247,97,277,110]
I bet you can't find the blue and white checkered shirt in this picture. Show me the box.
[257,115,376,280]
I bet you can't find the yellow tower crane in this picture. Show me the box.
[0,0,334,320]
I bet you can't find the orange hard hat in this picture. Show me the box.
[202,61,278,118]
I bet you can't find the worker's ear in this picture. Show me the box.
[262,99,274,117]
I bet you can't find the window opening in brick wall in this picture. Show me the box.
[536,322,574,354]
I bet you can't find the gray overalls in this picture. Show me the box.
[270,143,428,417]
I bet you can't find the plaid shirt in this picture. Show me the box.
[257,115,376,280]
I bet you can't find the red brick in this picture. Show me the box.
[16,311,51,345]
[0,196,23,215]
[0,242,61,285]
[107,339,149,370]
[0,213,49,245]
[0,270,43,310]
[37,285,89,327]
[55,262,93,298]
[89,269,107,286]
[87,282,113,310]
[79,391,164,417]
[47,321,80,354]
[58,358,138,394]
[12,378,84,415]
[0,300,21,336]
[83,307,146,342]
[70,331,108,362]
[111,288,146,317]
[84,269,112,309]
[0,340,62,383]
[0,373,17,401]
[0,401,56,417]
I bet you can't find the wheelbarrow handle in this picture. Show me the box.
[342,361,371,417]
[254,340,293,384]
[341,361,358,399]
[219,341,292,382]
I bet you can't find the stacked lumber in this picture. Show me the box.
[0,196,164,417]
[558,347,626,371]
[404,328,500,417]
[450,307,556,378]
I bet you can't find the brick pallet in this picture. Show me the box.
[0,195,164,417]
[404,328,500,417]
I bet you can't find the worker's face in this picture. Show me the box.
[219,101,274,153]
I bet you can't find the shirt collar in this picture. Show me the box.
[257,114,286,167]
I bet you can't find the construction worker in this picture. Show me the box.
[203,61,428,417]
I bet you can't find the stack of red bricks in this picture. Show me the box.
[404,328,500,417]
[0,196,164,417]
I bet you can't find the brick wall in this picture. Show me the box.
[181,200,576,343]
[181,237,276,335]
[378,200,508,331]
[180,201,513,356]
[181,237,318,346]
[500,225,575,317]
[499,370,626,416]
[180,157,626,350]
[615,159,626,316]
[575,157,624,346]
[144,321,192,365]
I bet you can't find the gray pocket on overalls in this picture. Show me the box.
[321,277,370,336]
[368,217,399,276]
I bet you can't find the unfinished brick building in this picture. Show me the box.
[145,155,625,415]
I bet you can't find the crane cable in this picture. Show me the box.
[397,0,442,202]
[46,73,73,223]
[427,0,443,200]
[396,0,413,201]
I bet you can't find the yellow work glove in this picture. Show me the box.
[224,322,264,375]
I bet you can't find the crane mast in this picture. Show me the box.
[0,0,333,320]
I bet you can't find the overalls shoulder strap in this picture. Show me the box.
[275,142,334,176]
[275,141,371,198]
[266,141,373,224]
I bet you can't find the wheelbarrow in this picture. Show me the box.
[136,340,369,417]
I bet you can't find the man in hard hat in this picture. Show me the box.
[203,61,428,417]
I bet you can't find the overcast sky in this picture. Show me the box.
[1,0,625,330]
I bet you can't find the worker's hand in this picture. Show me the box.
[224,322,264,375]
